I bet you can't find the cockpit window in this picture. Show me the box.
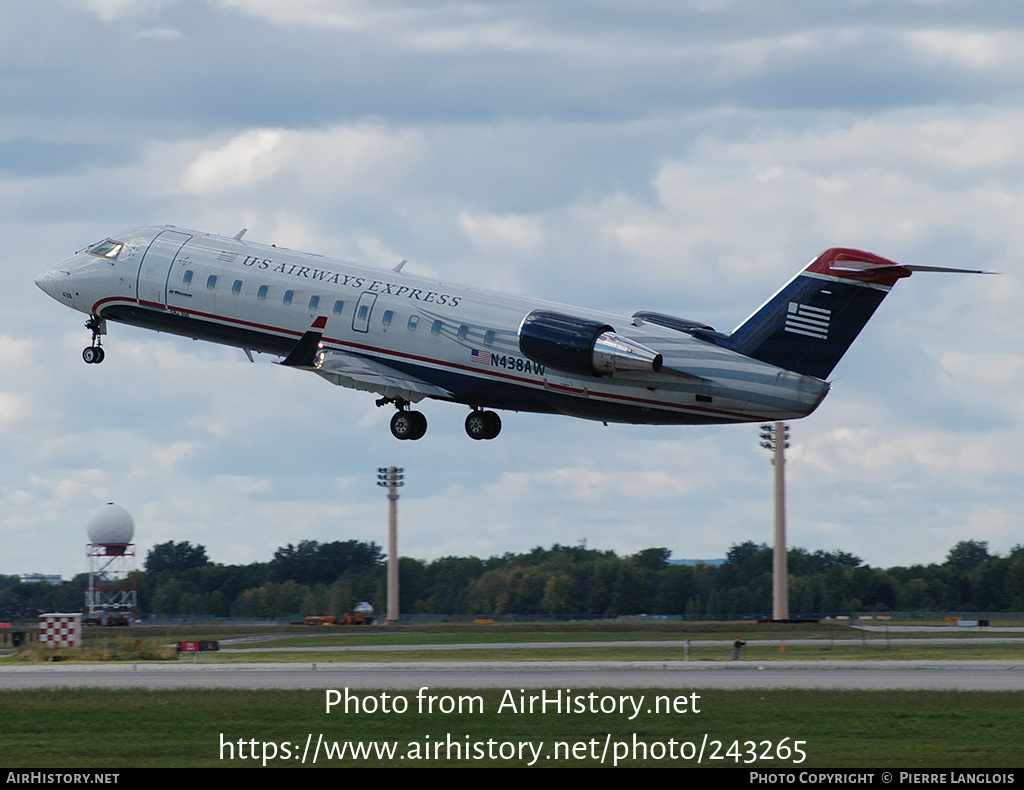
[86,239,124,260]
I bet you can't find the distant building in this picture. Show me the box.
[20,573,63,585]
[666,558,727,567]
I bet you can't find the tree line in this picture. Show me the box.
[2,537,1023,621]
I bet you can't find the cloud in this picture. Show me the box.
[7,1,1024,578]
[212,0,366,31]
[76,0,168,23]
[181,129,287,193]
[211,0,594,55]
[907,29,1024,71]
[458,211,544,254]
[0,392,26,427]
[177,123,425,199]
[135,26,183,40]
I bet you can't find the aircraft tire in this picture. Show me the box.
[391,410,427,441]
[82,347,103,364]
[482,410,501,439]
[465,412,487,440]
[466,410,501,440]
[409,411,427,440]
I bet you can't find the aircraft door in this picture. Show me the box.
[353,291,377,333]
[136,230,192,308]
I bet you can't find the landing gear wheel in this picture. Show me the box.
[82,346,105,364]
[83,316,107,364]
[465,410,501,440]
[391,410,427,440]
[408,411,427,440]
[483,411,501,439]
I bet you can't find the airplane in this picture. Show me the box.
[35,225,989,441]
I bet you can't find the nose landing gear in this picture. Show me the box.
[82,346,105,364]
[83,317,106,364]
[465,409,501,440]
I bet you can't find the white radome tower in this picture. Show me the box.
[87,503,135,550]
[85,503,138,624]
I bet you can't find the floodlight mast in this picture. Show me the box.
[377,466,404,624]
[760,422,789,621]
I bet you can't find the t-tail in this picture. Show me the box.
[712,248,992,380]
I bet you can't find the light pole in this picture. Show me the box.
[377,466,404,624]
[760,422,789,621]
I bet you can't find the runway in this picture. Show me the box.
[2,660,1023,691]
[216,638,1024,653]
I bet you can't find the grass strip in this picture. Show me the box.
[1,688,1021,768]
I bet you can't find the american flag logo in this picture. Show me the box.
[784,302,830,340]
[470,349,491,366]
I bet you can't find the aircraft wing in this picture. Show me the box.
[277,317,452,402]
[314,348,453,402]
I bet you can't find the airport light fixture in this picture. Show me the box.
[760,422,790,621]
[377,467,404,623]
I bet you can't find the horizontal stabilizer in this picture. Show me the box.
[902,264,996,275]
[832,260,996,275]
[316,349,453,401]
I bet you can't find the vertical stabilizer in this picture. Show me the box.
[725,248,913,380]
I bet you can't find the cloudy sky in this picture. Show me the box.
[3,0,1023,579]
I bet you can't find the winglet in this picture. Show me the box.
[280,316,328,368]
[233,228,248,241]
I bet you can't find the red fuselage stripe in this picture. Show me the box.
[93,296,752,419]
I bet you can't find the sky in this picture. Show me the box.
[3,0,1023,579]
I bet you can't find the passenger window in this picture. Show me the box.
[232,280,242,294]
[408,315,419,330]
[283,290,294,305]
[182,270,193,285]
[309,295,320,310]
[457,325,468,340]
[432,320,442,335]
[358,305,369,320]
[206,275,217,289]
[258,285,268,300]
[484,330,495,345]
[333,300,344,315]
[382,310,394,326]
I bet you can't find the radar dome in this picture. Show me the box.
[86,503,135,546]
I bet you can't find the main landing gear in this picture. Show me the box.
[82,317,106,364]
[376,398,501,441]
[465,409,501,440]
[377,398,427,441]
[390,409,427,441]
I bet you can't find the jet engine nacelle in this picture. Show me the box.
[518,310,663,377]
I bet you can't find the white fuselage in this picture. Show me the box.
[36,226,829,426]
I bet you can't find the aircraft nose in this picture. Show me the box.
[35,267,69,301]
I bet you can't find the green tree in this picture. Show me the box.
[633,547,671,570]
[946,540,991,571]
[145,541,209,574]
[270,540,383,585]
